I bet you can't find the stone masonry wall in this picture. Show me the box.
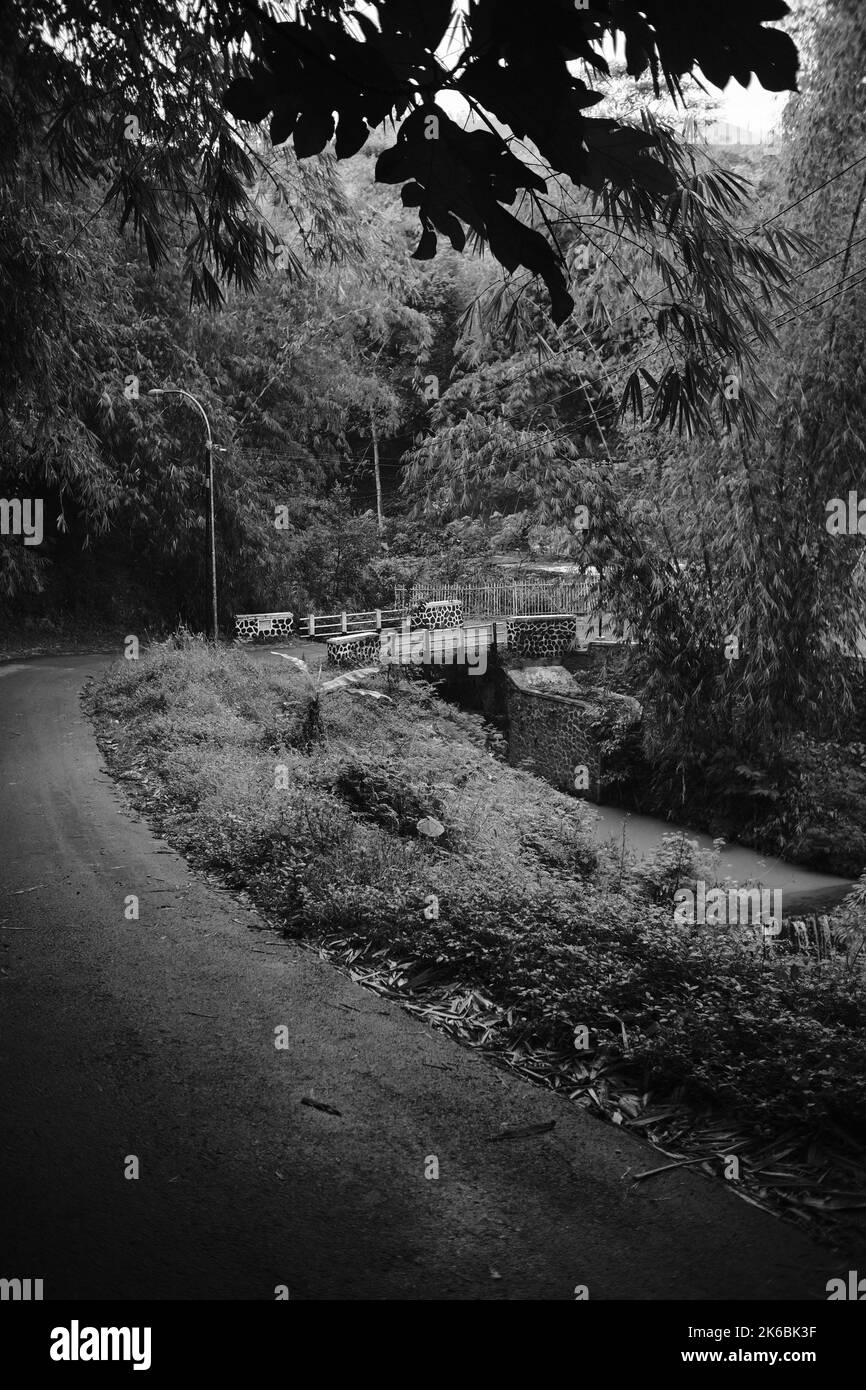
[235,611,294,643]
[504,667,641,799]
[505,614,577,659]
[326,631,385,667]
[409,598,464,631]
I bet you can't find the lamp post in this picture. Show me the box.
[148,387,218,642]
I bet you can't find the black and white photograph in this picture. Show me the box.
[1,0,865,1359]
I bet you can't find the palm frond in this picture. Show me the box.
[319,666,381,694]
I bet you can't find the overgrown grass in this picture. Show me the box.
[86,636,866,1142]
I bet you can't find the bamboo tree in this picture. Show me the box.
[370,408,384,537]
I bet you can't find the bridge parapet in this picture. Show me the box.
[409,598,464,630]
[506,614,577,659]
[235,611,294,643]
[326,631,383,667]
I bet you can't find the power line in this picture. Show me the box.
[244,154,866,480]
[784,231,866,285]
[400,256,866,495]
[749,153,866,235]
[331,244,866,487]
[770,265,866,333]
[421,156,866,430]
[401,222,866,454]
[386,161,866,511]
[248,158,866,484]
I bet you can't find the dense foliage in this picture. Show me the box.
[2,1,865,882]
[88,638,866,1141]
[1,0,810,633]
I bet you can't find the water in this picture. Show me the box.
[256,645,857,915]
[590,804,855,915]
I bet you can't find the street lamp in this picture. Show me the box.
[148,387,218,642]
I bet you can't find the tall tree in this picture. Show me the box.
[587,0,866,782]
[2,1,804,432]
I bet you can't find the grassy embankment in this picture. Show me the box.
[86,634,866,1225]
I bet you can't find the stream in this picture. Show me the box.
[590,804,855,915]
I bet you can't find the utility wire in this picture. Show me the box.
[748,152,866,234]
[312,156,866,491]
[355,247,866,484]
[393,226,866,459]
[395,255,866,498]
[263,158,866,478]
[768,264,866,332]
[411,157,866,432]
[770,265,866,333]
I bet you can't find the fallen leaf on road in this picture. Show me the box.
[801,1194,866,1210]
[486,1120,556,1142]
[301,1097,342,1117]
[633,1156,707,1181]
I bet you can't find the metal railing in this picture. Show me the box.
[294,607,405,638]
[393,578,596,618]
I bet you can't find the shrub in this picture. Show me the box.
[87,641,866,1140]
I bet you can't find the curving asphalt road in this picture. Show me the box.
[0,654,843,1300]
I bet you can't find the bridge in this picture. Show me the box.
[234,576,624,668]
[235,600,625,670]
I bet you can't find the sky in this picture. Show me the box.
[601,30,792,135]
[345,3,797,137]
[429,21,794,139]
[719,79,789,136]
[596,29,792,135]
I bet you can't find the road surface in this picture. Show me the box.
[0,655,841,1299]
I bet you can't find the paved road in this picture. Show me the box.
[0,655,841,1300]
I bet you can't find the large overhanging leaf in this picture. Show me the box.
[223,14,416,158]
[610,0,799,95]
[4,0,799,331]
[454,39,676,199]
[224,0,798,328]
[377,107,573,324]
